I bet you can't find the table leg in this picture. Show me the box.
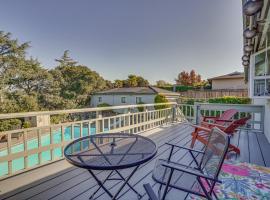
[89,170,115,199]
[115,169,142,199]
[88,169,114,199]
[112,165,140,200]
[88,166,142,200]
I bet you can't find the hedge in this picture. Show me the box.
[181,96,251,105]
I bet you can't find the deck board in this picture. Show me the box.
[1,123,270,200]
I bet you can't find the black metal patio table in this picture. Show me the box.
[64,133,157,200]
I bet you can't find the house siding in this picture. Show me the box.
[91,94,156,107]
[211,78,248,90]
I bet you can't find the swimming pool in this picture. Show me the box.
[0,126,98,177]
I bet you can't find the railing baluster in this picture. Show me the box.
[23,131,28,170]
[80,123,83,137]
[50,127,54,161]
[7,133,12,175]
[38,129,42,164]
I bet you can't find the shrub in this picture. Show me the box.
[208,96,251,104]
[0,119,22,132]
[154,94,169,110]
[22,121,31,128]
[97,103,112,107]
[137,102,145,112]
[175,85,194,92]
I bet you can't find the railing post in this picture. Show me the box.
[261,105,265,132]
[194,103,201,125]
[172,104,177,122]
[96,111,102,134]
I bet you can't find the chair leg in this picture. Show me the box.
[190,132,197,148]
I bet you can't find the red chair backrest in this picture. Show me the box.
[215,109,238,125]
[224,115,251,134]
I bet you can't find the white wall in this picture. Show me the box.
[212,78,247,90]
[91,94,156,107]
[253,98,270,143]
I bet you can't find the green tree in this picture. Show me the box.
[114,79,124,88]
[0,31,30,101]
[156,80,172,87]
[55,50,77,67]
[52,51,109,107]
[7,58,52,95]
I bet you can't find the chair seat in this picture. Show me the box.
[152,159,205,190]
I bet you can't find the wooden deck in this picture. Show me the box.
[1,123,270,200]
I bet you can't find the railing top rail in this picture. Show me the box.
[0,102,176,119]
[0,107,173,135]
[194,102,264,108]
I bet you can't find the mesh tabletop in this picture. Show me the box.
[64,133,157,170]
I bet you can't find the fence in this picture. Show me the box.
[178,89,248,99]
[0,103,185,179]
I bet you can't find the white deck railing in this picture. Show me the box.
[0,103,185,179]
[178,103,265,132]
[0,102,265,179]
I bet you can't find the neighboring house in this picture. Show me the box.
[242,1,270,142]
[91,86,179,107]
[208,72,248,90]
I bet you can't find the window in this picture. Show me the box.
[98,97,102,102]
[136,97,142,103]
[255,51,266,76]
[121,97,126,103]
[251,46,270,98]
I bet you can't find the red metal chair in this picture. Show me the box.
[190,115,251,154]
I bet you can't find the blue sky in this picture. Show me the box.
[0,0,243,84]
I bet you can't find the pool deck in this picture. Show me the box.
[0,122,270,200]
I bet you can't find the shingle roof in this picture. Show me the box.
[208,71,244,80]
[95,86,179,96]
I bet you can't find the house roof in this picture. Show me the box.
[95,86,179,96]
[208,71,244,81]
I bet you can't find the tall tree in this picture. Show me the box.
[175,71,190,85]
[55,50,77,67]
[7,58,52,95]
[175,70,205,87]
[52,51,109,107]
[0,31,30,97]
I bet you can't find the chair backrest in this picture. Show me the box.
[214,109,238,125]
[223,115,251,134]
[199,127,229,181]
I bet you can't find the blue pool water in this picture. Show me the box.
[0,126,98,177]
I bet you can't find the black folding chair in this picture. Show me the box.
[144,127,230,200]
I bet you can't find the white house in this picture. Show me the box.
[208,72,248,90]
[91,86,180,107]
[243,0,270,142]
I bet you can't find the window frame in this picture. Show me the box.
[250,46,270,98]
[136,96,142,104]
[98,96,102,103]
[121,96,127,104]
